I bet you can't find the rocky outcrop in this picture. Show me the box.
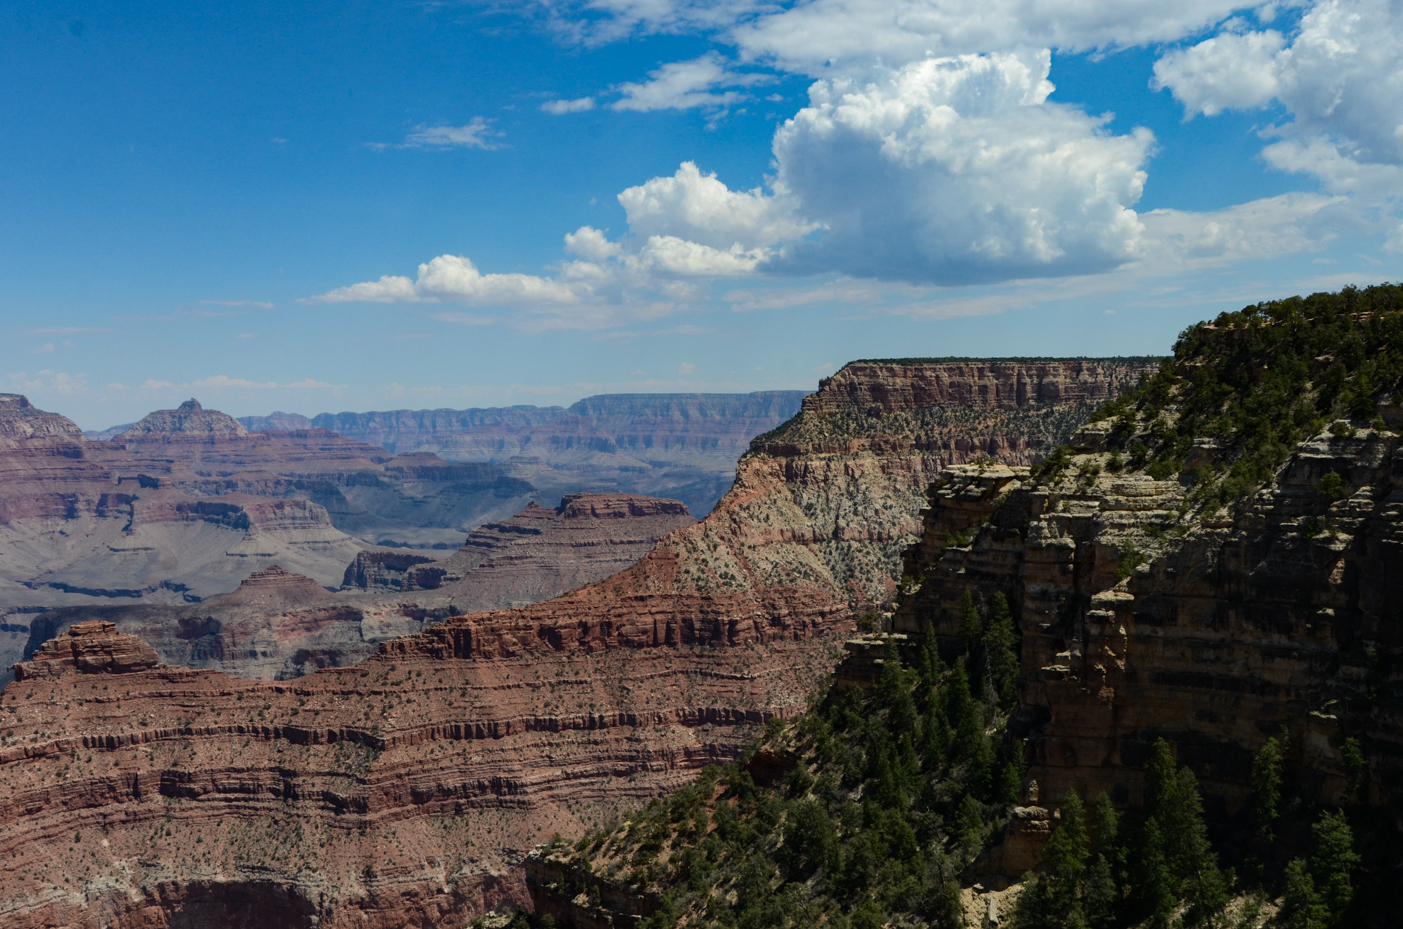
[122,398,249,438]
[13,620,159,680]
[343,494,695,604]
[0,393,84,440]
[238,410,315,432]
[887,348,1403,883]
[341,550,440,591]
[24,564,428,681]
[803,359,1148,415]
[0,359,1145,927]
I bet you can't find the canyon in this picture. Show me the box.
[521,291,1403,929]
[31,494,696,681]
[0,396,546,680]
[0,358,1148,927]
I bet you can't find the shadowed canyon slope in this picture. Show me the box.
[0,359,1151,928]
[28,494,696,680]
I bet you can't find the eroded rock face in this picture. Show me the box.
[343,494,695,605]
[13,620,158,679]
[290,391,809,518]
[0,604,831,929]
[804,359,1149,416]
[0,359,1147,927]
[892,427,1403,840]
[0,393,84,440]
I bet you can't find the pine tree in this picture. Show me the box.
[955,793,984,849]
[1132,818,1176,929]
[985,591,1020,711]
[1089,792,1119,858]
[1168,768,1227,926]
[959,588,983,648]
[946,662,987,790]
[1251,735,1283,839]
[998,748,1027,806]
[1144,739,1180,817]
[916,628,945,698]
[1309,809,1359,918]
[1280,858,1327,929]
[920,688,950,770]
[1012,872,1052,929]
[1085,793,1123,928]
[1042,793,1090,929]
[1083,854,1118,929]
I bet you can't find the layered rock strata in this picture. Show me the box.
[892,426,1403,842]
[31,495,696,680]
[0,359,1148,926]
[0,608,830,928]
[244,392,810,517]
[342,494,694,611]
[0,393,544,678]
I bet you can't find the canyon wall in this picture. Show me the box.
[893,426,1398,824]
[0,359,1149,927]
[243,392,810,517]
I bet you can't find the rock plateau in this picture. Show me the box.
[241,392,809,518]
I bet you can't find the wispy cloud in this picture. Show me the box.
[541,97,596,114]
[612,52,772,112]
[373,117,504,151]
[18,326,115,334]
[6,370,89,396]
[136,375,347,392]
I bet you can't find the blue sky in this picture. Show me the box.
[3,1,1401,429]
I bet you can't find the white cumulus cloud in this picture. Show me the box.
[1154,0,1403,171]
[1152,28,1286,117]
[618,161,814,250]
[564,225,622,261]
[770,51,1152,283]
[638,236,771,275]
[307,254,580,305]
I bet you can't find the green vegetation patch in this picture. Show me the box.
[555,595,1025,929]
[1077,284,1403,507]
